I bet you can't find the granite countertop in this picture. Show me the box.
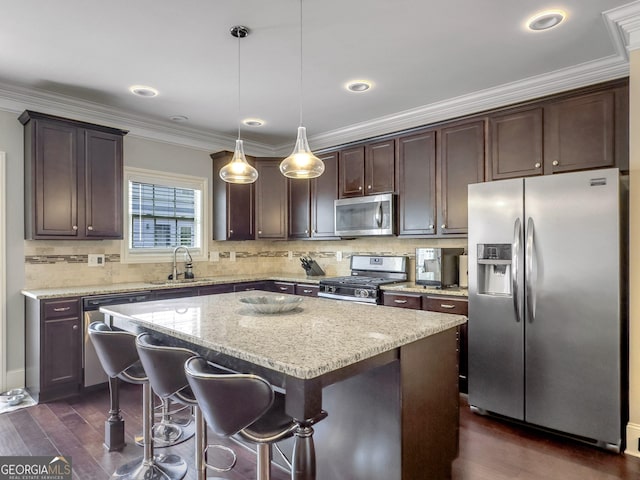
[381,282,468,297]
[21,274,323,300]
[102,291,466,380]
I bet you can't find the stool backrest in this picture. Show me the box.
[184,356,275,437]
[88,322,142,379]
[136,333,195,399]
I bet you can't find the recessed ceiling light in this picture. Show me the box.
[346,80,372,93]
[169,115,189,122]
[526,10,567,31]
[129,85,159,97]
[243,118,265,127]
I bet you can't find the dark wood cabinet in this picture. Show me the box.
[295,283,319,297]
[26,297,82,402]
[382,292,422,309]
[544,89,616,174]
[211,151,255,241]
[153,287,198,300]
[233,281,271,292]
[488,107,543,180]
[437,119,485,235]
[20,111,126,240]
[197,284,234,296]
[310,152,339,238]
[255,159,288,240]
[339,140,395,198]
[397,130,437,236]
[288,178,311,239]
[272,282,296,294]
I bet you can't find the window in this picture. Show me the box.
[122,167,208,263]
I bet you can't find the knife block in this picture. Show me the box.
[303,260,325,276]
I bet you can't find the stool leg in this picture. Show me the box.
[256,443,271,480]
[195,406,207,480]
[291,425,316,480]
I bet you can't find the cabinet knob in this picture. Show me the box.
[552,160,559,166]
[72,225,78,231]
[305,229,308,234]
[258,230,262,234]
[367,185,372,189]
[441,224,446,229]
[358,186,362,191]
[429,224,434,229]
[279,286,288,291]
[72,324,78,330]
[229,229,233,234]
[534,162,541,169]
[313,229,317,234]
[87,226,94,231]
[394,299,408,304]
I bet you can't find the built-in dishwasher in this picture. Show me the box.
[82,291,152,387]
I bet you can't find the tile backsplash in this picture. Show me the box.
[24,237,467,289]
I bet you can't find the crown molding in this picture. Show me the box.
[0,82,278,156]
[285,54,628,154]
[604,0,640,54]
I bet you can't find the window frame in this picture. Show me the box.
[121,167,208,264]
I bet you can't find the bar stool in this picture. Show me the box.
[88,322,188,480]
[135,333,236,480]
[184,355,299,480]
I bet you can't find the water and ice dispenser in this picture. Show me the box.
[476,244,512,296]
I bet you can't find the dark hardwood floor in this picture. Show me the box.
[1,384,640,479]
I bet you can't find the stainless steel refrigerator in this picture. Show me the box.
[467,168,625,451]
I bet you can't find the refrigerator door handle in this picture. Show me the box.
[512,218,522,323]
[526,217,535,322]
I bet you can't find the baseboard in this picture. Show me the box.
[5,368,24,391]
[625,423,640,457]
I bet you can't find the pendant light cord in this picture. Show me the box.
[237,29,242,140]
[299,0,303,127]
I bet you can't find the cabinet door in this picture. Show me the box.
[295,283,319,297]
[397,130,436,236]
[382,292,422,309]
[42,316,81,390]
[311,151,339,238]
[339,146,365,197]
[438,120,485,235]
[84,129,123,238]
[255,160,288,239]
[488,107,543,180]
[365,139,395,194]
[34,120,79,237]
[289,178,311,238]
[544,90,615,173]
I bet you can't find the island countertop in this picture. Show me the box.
[100,291,466,380]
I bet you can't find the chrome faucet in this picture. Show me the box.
[171,246,193,281]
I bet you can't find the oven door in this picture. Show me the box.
[334,193,394,237]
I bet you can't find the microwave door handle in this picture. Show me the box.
[375,202,383,227]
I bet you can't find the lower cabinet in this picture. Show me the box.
[26,297,82,402]
[295,283,320,297]
[382,292,422,309]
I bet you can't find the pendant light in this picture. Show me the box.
[279,0,324,179]
[219,26,259,184]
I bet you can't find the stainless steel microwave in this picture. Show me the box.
[334,193,395,237]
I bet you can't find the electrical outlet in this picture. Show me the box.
[88,254,105,267]
[336,251,343,262]
[209,251,220,262]
[229,251,236,262]
[288,251,293,260]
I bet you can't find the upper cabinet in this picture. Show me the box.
[488,81,629,180]
[255,159,288,240]
[437,119,485,235]
[20,111,127,240]
[211,151,255,241]
[289,151,339,239]
[397,130,437,236]
[339,139,395,198]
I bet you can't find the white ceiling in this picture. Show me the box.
[0,0,636,156]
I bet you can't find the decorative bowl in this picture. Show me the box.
[7,394,24,406]
[239,295,303,314]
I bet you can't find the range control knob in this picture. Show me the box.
[355,289,370,298]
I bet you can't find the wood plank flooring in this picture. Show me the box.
[1,384,640,479]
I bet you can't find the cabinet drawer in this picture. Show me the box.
[423,296,468,315]
[295,284,319,297]
[383,293,422,310]
[198,284,234,296]
[43,298,80,319]
[153,287,197,300]
[273,282,295,294]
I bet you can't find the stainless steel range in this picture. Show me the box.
[318,255,409,304]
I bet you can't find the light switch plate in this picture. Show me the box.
[229,251,236,262]
[336,251,343,262]
[88,254,105,267]
[209,251,220,262]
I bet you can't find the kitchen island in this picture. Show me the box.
[100,291,466,480]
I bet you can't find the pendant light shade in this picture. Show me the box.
[279,0,324,179]
[219,139,258,184]
[219,25,258,184]
[280,126,324,178]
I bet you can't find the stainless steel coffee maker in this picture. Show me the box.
[415,247,464,288]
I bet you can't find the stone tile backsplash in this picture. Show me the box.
[23,238,467,289]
